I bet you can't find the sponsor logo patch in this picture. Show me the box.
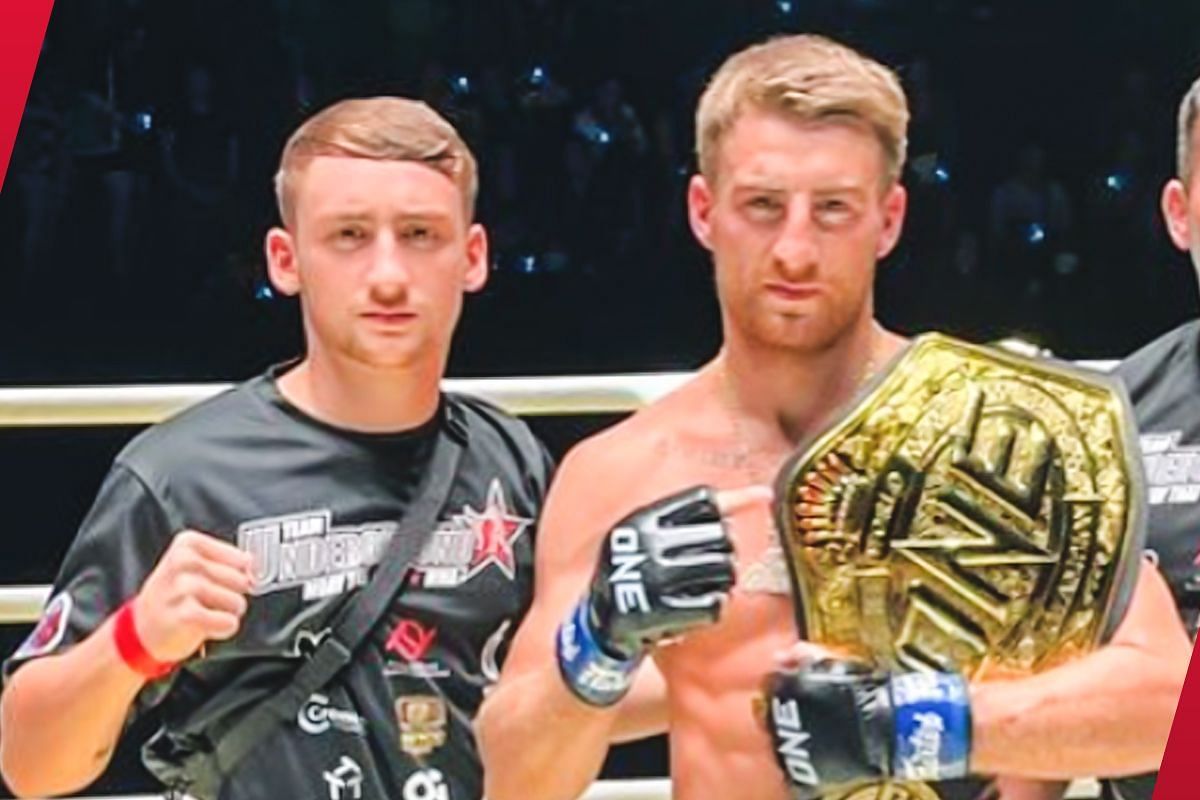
[900,711,946,779]
[480,619,512,683]
[403,768,449,800]
[322,755,364,800]
[386,618,437,661]
[14,592,72,660]
[298,693,366,737]
[238,510,396,601]
[1140,431,1200,506]
[409,480,531,588]
[384,619,450,679]
[771,696,818,787]
[396,695,448,757]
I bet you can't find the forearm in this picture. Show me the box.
[611,661,669,743]
[971,643,1187,778]
[0,617,146,796]
[479,661,624,800]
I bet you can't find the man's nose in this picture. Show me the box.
[771,202,819,278]
[366,234,412,297]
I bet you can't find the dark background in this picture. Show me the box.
[2,0,1200,794]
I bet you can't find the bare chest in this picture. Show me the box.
[647,430,790,558]
[638,432,800,669]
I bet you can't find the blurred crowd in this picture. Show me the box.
[2,0,1200,382]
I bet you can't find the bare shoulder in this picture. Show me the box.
[550,374,715,517]
[563,374,711,476]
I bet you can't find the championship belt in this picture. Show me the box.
[775,333,1145,800]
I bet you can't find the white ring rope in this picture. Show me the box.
[0,373,694,427]
[0,360,1120,623]
[0,361,1117,427]
[0,366,1120,800]
[0,587,48,624]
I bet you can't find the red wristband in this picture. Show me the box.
[113,601,176,680]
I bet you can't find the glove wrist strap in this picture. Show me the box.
[556,598,641,707]
[890,672,972,781]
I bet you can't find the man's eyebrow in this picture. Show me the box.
[313,209,455,224]
[390,210,455,222]
[812,181,870,196]
[312,210,373,225]
[730,180,789,194]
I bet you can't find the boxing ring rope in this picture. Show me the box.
[0,373,695,427]
[0,367,1117,799]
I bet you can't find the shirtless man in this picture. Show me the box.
[477,35,1190,800]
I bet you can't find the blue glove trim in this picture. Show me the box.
[890,672,971,781]
[556,599,640,707]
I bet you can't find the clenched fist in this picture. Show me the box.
[131,530,255,664]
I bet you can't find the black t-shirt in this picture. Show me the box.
[4,368,553,800]
[1116,320,1200,630]
[1106,319,1200,800]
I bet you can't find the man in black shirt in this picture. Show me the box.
[0,97,554,800]
[1111,74,1200,800]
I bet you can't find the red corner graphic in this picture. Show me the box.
[0,0,56,191]
[1154,642,1200,798]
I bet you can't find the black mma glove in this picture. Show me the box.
[765,659,971,799]
[557,486,735,706]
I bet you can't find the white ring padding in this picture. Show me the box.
[0,358,1122,621]
[0,586,50,624]
[0,373,693,427]
[24,777,1105,799]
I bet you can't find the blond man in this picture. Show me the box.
[477,35,1189,800]
[0,98,554,800]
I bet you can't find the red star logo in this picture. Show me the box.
[461,480,531,580]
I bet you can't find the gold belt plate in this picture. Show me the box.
[776,333,1144,679]
[773,334,1144,800]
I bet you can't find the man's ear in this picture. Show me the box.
[463,223,489,293]
[1161,178,1192,253]
[876,182,908,260]
[688,174,717,252]
[266,227,301,296]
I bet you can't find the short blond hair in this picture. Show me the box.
[696,35,909,185]
[1177,75,1200,184]
[274,97,478,227]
